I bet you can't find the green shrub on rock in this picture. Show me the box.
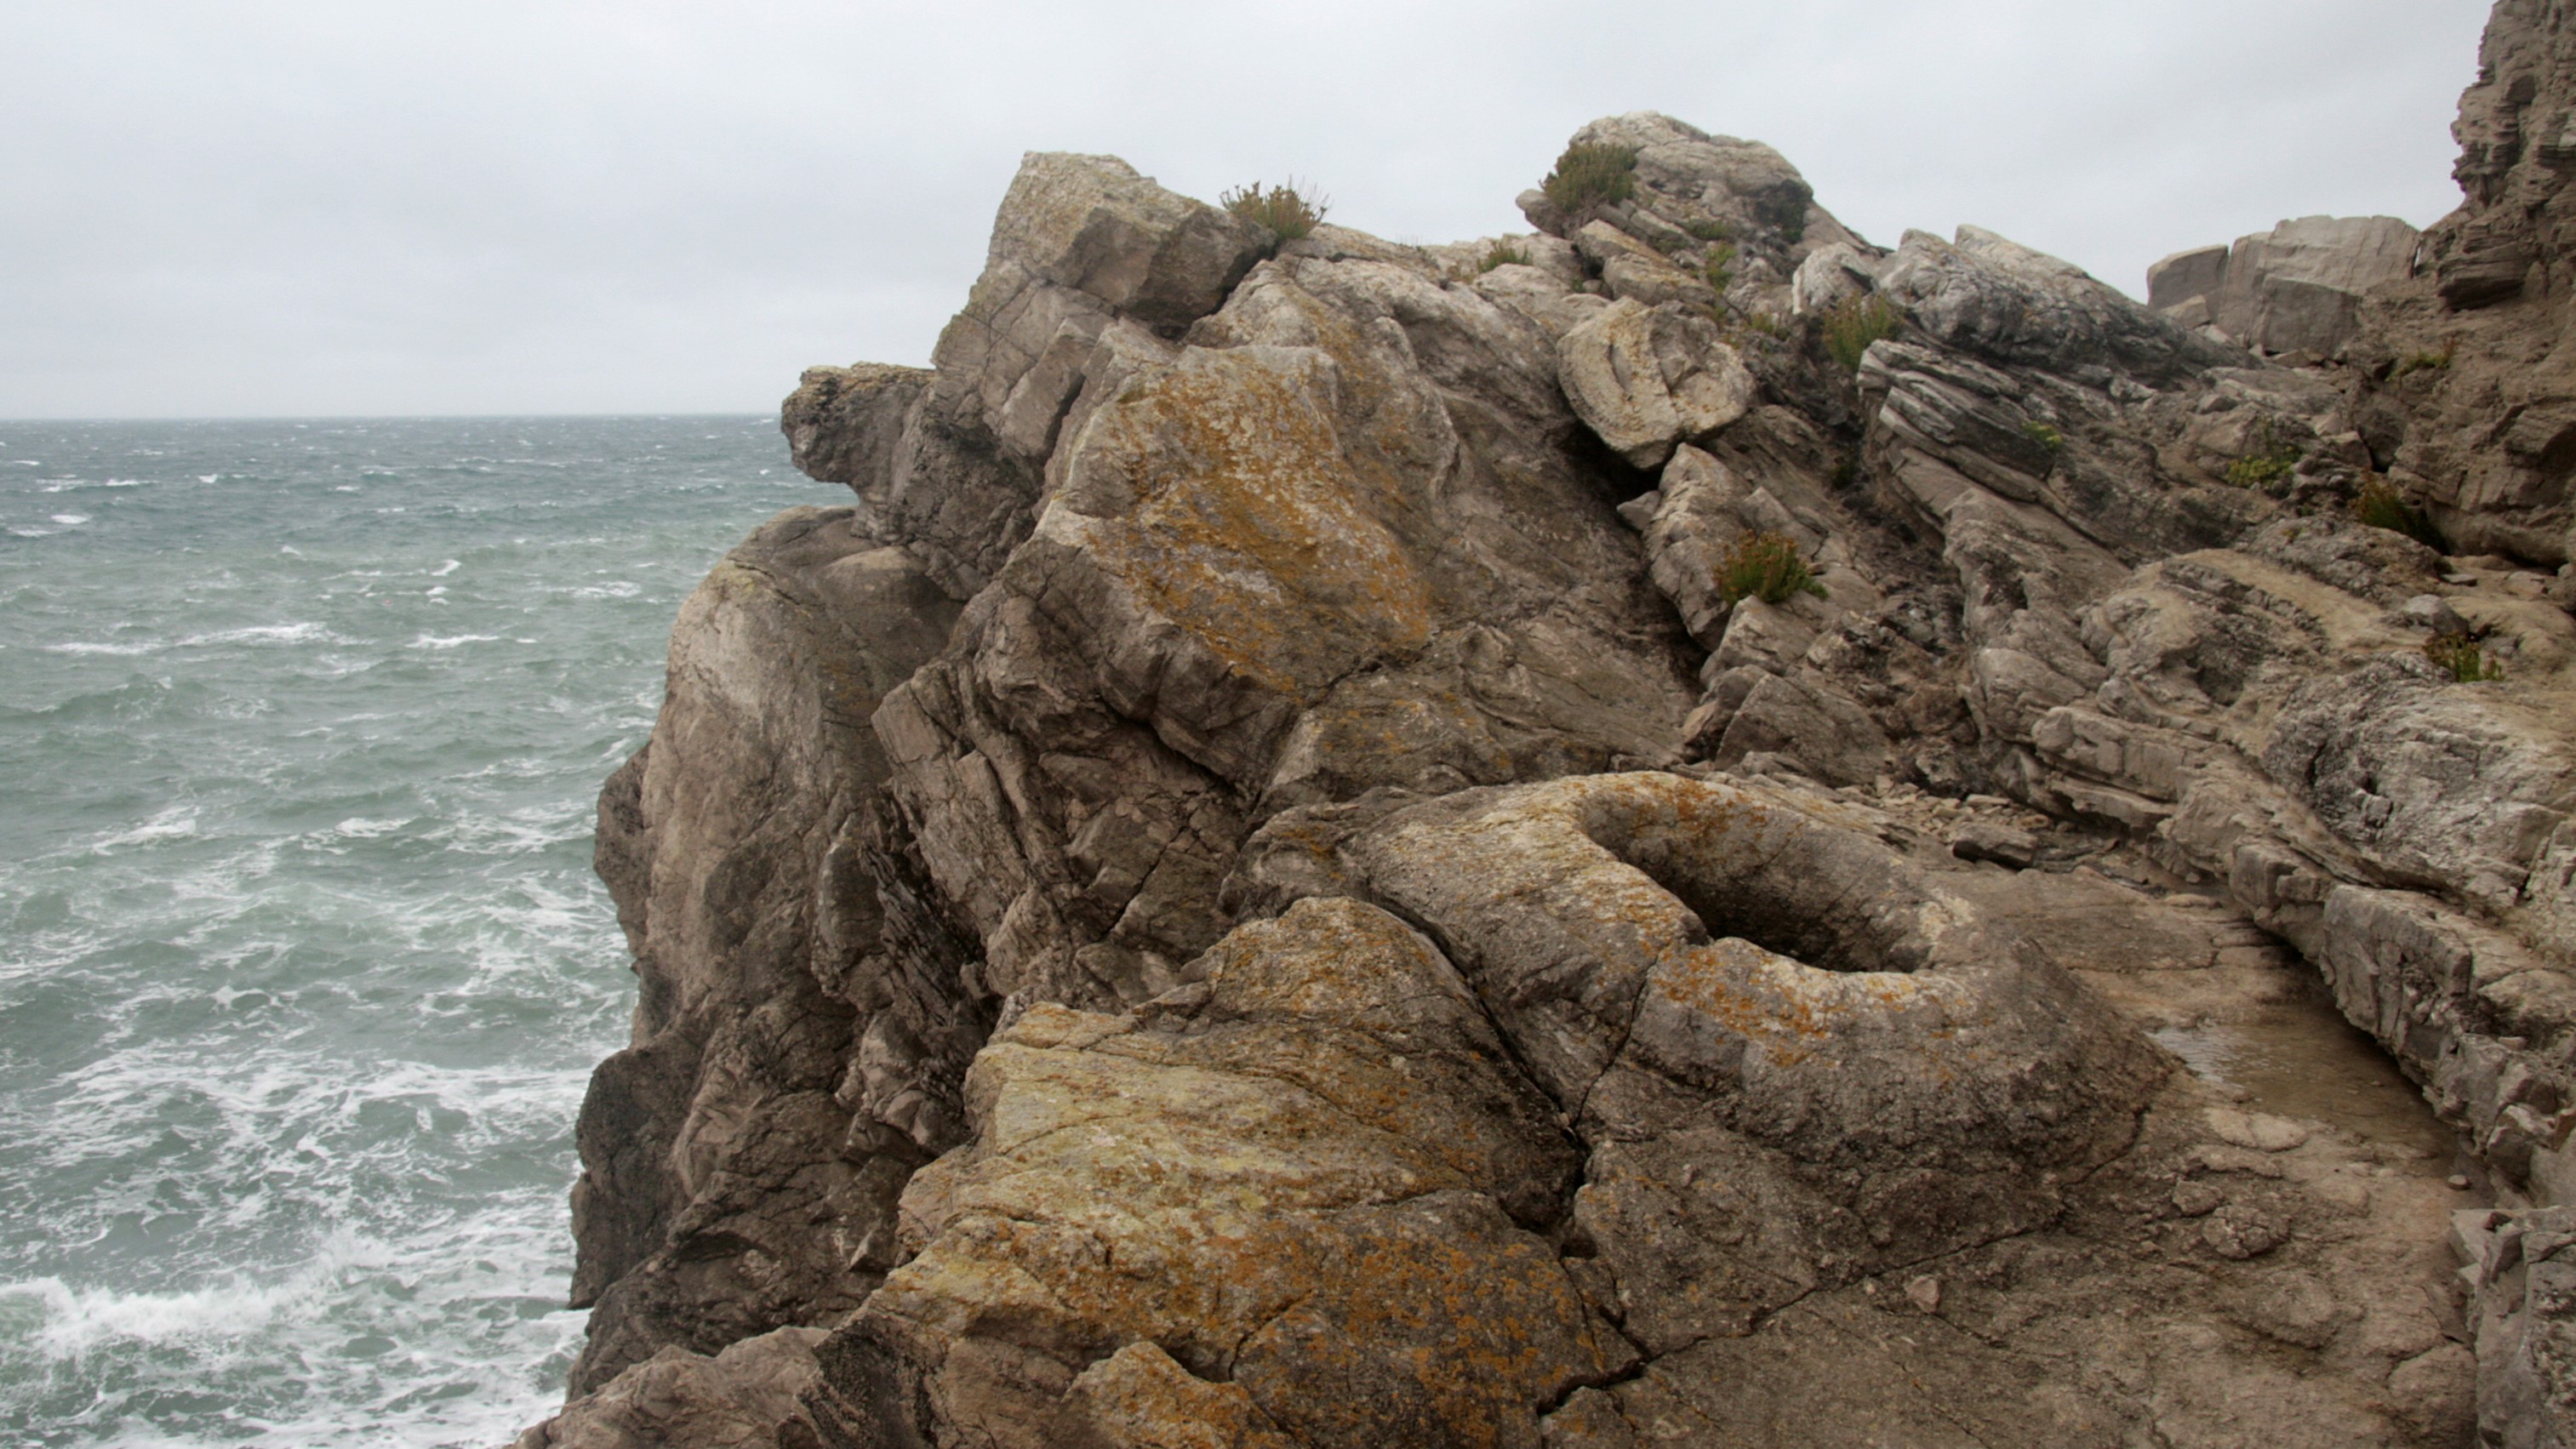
[2391,338,2458,379]
[1822,295,1899,374]
[1222,181,1327,240]
[1718,529,1829,606]
[2223,425,2302,493]
[1543,143,1638,218]
[2425,634,2505,683]
[1478,241,1532,273]
[2353,476,2446,550]
[1703,242,1738,294]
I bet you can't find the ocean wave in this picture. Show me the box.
[406,633,497,650]
[0,1269,314,1357]
[43,623,349,657]
[88,807,200,854]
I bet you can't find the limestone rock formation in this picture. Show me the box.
[537,4,2576,1444]
[2148,215,2421,356]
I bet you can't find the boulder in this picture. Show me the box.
[2150,216,2420,356]
[806,898,1620,1449]
[1791,242,1879,315]
[1557,299,1756,468]
[513,1327,828,1449]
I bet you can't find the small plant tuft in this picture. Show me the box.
[1718,529,1830,606]
[1543,143,1639,218]
[1683,217,1733,242]
[2224,423,2302,493]
[2352,476,2446,550]
[2022,420,2065,453]
[1478,240,1533,274]
[2391,337,2459,379]
[1222,181,1328,240]
[2425,634,2506,683]
[1734,310,1790,341]
[1703,242,1739,294]
[1822,294,1900,374]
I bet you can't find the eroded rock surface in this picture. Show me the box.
[543,5,2576,1443]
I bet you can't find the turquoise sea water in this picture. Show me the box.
[0,416,825,1447]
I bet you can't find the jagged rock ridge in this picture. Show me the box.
[521,7,2576,1446]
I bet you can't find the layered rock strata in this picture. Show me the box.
[523,5,2576,1444]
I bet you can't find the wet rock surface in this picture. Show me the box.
[536,5,2576,1443]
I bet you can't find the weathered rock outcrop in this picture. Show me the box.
[2148,215,2421,357]
[533,5,2576,1445]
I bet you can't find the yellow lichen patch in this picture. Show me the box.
[1060,1342,1295,1449]
[1062,343,1442,699]
[859,898,1601,1446]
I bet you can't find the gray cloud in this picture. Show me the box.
[0,0,2493,418]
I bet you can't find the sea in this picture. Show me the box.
[0,415,827,1448]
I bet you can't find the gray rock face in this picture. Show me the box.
[2459,1207,2576,1446]
[2147,216,2420,356]
[546,11,2576,1440]
[569,509,964,1390]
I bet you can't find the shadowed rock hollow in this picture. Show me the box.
[519,5,2576,1445]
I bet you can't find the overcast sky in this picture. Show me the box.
[1,1,2494,419]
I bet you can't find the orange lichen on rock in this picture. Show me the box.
[833,898,1609,1449]
[1060,344,1442,699]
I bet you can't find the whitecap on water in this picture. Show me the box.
[89,807,200,853]
[428,560,460,578]
[407,633,497,650]
[180,623,337,648]
[52,514,92,526]
[2,1270,307,1357]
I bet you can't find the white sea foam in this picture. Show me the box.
[3,1273,299,1357]
[89,807,200,853]
[52,514,91,525]
[186,622,335,647]
[47,621,342,656]
[429,559,460,577]
[408,632,497,650]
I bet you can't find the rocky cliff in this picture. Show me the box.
[519,5,2576,1445]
